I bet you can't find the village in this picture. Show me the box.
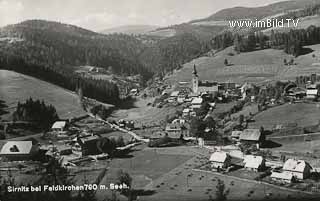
[2,64,320,200]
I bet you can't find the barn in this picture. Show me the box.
[0,141,39,161]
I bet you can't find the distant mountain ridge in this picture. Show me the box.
[101,25,160,35]
[190,0,320,23]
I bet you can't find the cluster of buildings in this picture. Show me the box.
[270,159,312,183]
[209,151,266,172]
[209,150,313,184]
[286,73,320,100]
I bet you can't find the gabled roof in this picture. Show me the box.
[52,121,67,129]
[240,129,261,141]
[209,152,229,163]
[283,159,312,172]
[183,108,190,113]
[170,91,180,97]
[191,97,203,105]
[231,131,242,138]
[271,171,294,180]
[244,155,264,169]
[0,141,33,155]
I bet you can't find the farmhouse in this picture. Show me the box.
[182,108,191,117]
[209,152,231,169]
[231,130,242,141]
[271,172,294,183]
[239,129,263,147]
[165,123,189,138]
[243,155,266,172]
[287,87,306,99]
[51,121,68,134]
[283,159,312,180]
[191,97,203,109]
[0,141,39,161]
[77,135,100,156]
[306,85,318,100]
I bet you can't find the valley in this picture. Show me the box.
[2,0,320,201]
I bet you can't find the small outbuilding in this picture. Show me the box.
[270,172,294,183]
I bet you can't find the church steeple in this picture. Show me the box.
[192,64,198,76]
[192,64,199,93]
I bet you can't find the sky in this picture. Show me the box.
[0,0,289,31]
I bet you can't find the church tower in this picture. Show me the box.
[192,64,199,93]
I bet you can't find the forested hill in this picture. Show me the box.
[0,20,152,80]
[191,0,320,23]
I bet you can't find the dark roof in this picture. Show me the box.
[240,129,261,141]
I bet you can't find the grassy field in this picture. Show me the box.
[0,70,87,119]
[138,151,317,201]
[165,44,320,85]
[249,102,320,130]
[110,97,180,128]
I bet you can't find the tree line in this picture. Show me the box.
[12,98,59,129]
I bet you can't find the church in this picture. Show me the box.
[192,65,219,94]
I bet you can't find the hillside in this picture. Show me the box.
[165,44,320,85]
[101,25,159,35]
[0,70,88,119]
[0,20,152,80]
[192,0,320,22]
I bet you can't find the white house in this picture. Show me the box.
[209,152,231,169]
[270,171,294,183]
[0,141,38,161]
[244,155,266,172]
[52,121,67,133]
[191,97,203,109]
[231,130,242,141]
[182,108,191,117]
[306,88,318,100]
[283,159,312,180]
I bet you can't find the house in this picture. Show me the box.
[243,155,266,172]
[287,87,306,99]
[231,130,242,141]
[129,89,139,96]
[165,123,189,138]
[306,86,318,100]
[177,94,186,103]
[168,91,180,102]
[198,81,219,94]
[283,159,312,180]
[240,83,254,100]
[0,141,39,161]
[191,97,203,109]
[170,91,180,98]
[171,119,186,124]
[182,108,191,117]
[209,152,231,169]
[239,129,263,147]
[271,172,294,183]
[51,121,67,134]
[77,135,101,156]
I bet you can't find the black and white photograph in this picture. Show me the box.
[1,0,320,200]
